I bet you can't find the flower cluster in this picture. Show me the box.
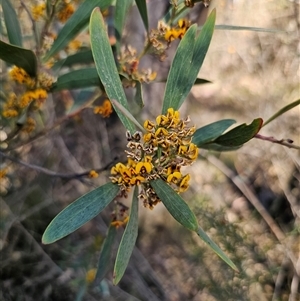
[31,3,46,21]
[118,46,157,87]
[2,66,54,120]
[164,19,191,42]
[149,19,190,60]
[94,99,113,118]
[57,2,75,23]
[110,108,198,209]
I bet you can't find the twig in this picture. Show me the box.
[0,151,117,179]
[205,154,300,277]
[289,257,300,301]
[20,0,40,55]
[254,134,300,150]
[272,257,290,301]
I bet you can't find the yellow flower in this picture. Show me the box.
[167,171,182,184]
[9,66,33,86]
[144,120,155,131]
[94,99,113,118]
[19,91,35,108]
[178,174,191,192]
[88,170,99,178]
[85,269,96,284]
[2,109,18,118]
[57,3,75,23]
[31,3,46,21]
[135,162,152,174]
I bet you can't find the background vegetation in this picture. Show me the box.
[1,0,299,300]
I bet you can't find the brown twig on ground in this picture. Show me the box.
[0,151,117,179]
[205,154,300,277]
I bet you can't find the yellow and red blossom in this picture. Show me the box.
[110,108,198,209]
[94,99,113,118]
[57,3,75,23]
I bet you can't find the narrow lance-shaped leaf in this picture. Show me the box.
[213,24,286,33]
[113,186,139,285]
[52,49,94,71]
[263,99,300,127]
[177,8,216,110]
[43,0,113,62]
[192,119,236,146]
[150,179,198,231]
[90,8,136,134]
[162,9,216,113]
[0,40,37,77]
[135,0,149,32]
[194,78,212,85]
[42,183,120,244]
[94,225,117,285]
[2,0,22,47]
[115,0,134,54]
[50,68,103,92]
[214,118,263,147]
[134,81,144,108]
[197,227,239,272]
[162,25,196,113]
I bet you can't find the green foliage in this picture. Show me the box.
[43,0,113,62]
[42,183,120,244]
[113,187,139,284]
[1,0,298,293]
[90,7,136,134]
[162,9,216,114]
[0,40,37,77]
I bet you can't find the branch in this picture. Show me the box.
[254,134,300,150]
[0,151,117,179]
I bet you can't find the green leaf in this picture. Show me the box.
[263,99,300,127]
[43,0,112,62]
[193,119,236,146]
[113,187,139,285]
[197,226,238,272]
[198,143,241,152]
[214,24,286,33]
[0,40,37,77]
[214,118,263,147]
[67,89,95,114]
[162,25,196,113]
[150,179,198,231]
[95,225,117,284]
[135,0,149,32]
[52,49,94,71]
[134,81,144,108]
[194,78,212,85]
[162,9,216,113]
[42,183,120,244]
[2,0,22,47]
[90,8,136,134]
[50,68,103,92]
[115,0,134,53]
